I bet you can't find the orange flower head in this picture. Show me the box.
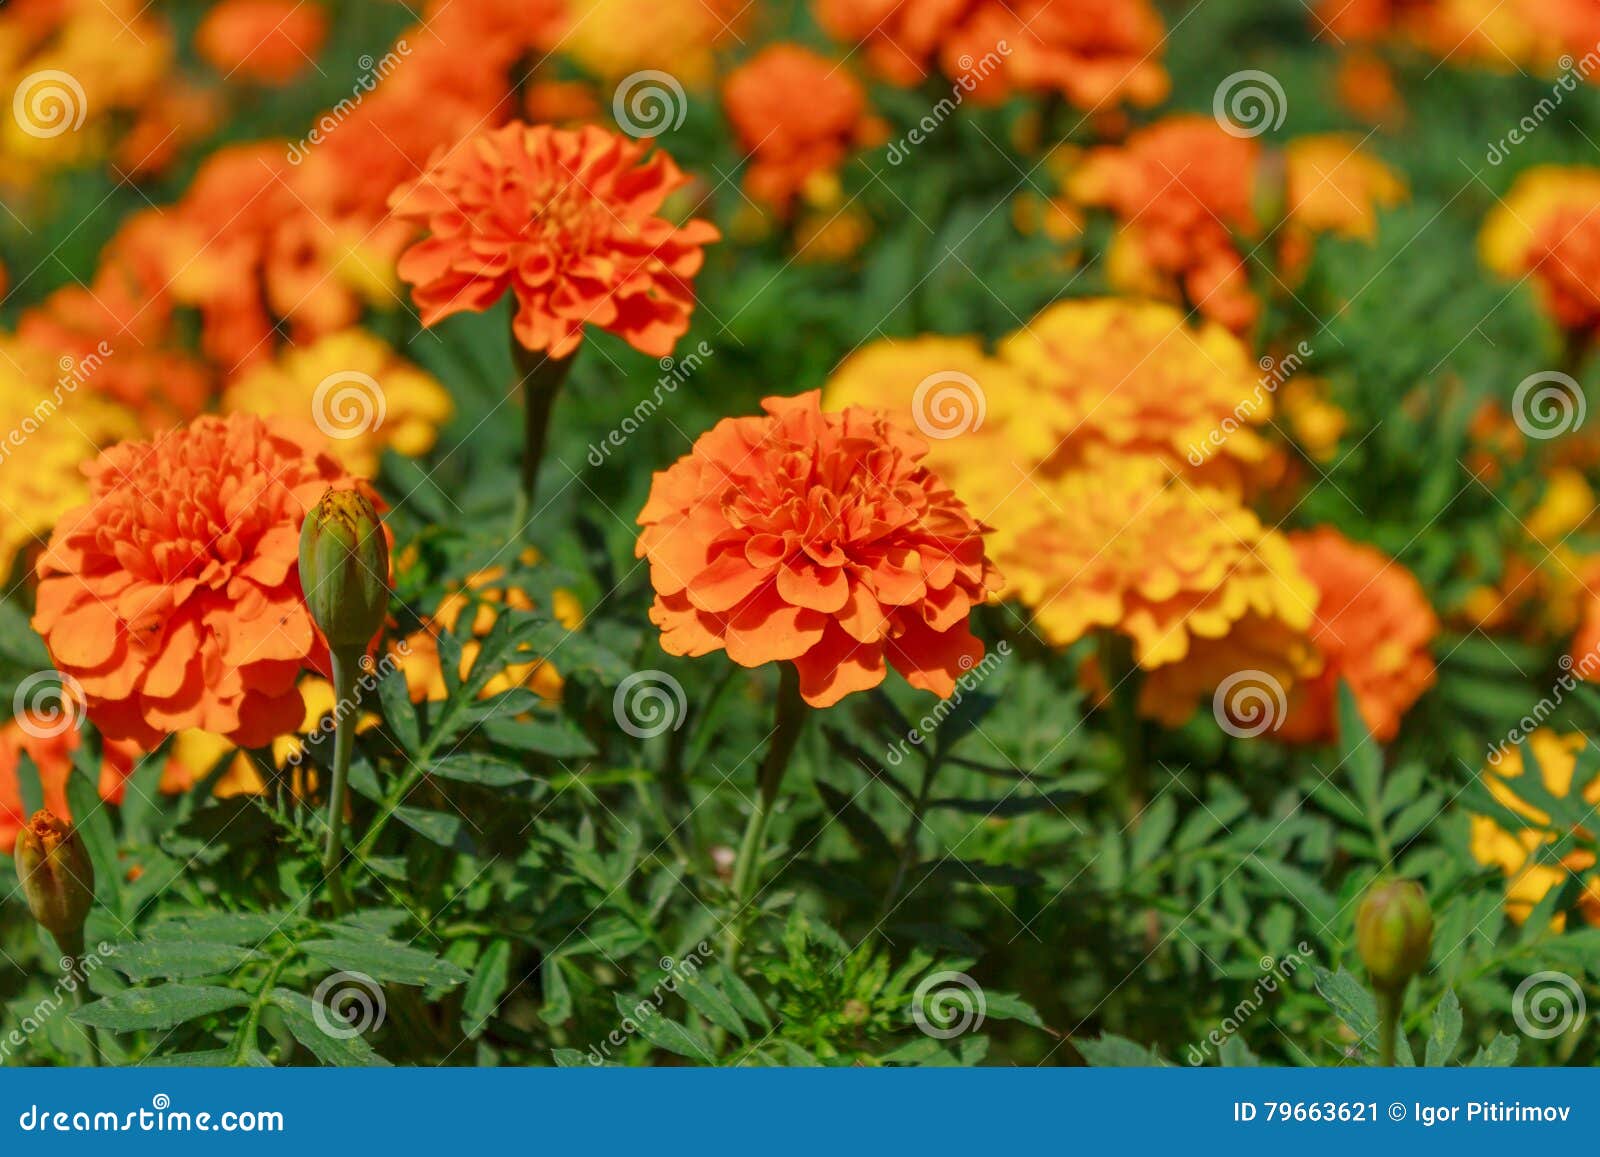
[1284,134,1406,241]
[32,413,371,748]
[389,123,720,359]
[636,391,1003,707]
[1480,165,1600,334]
[1067,117,1261,331]
[1471,729,1600,929]
[197,0,328,85]
[812,0,1017,100]
[1007,0,1170,110]
[723,45,881,215]
[1278,527,1438,743]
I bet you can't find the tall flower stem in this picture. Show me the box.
[724,665,807,973]
[508,339,574,536]
[1376,985,1404,1067]
[61,931,101,1066]
[321,647,360,915]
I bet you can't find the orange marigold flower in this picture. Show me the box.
[1277,527,1438,744]
[1067,117,1261,332]
[723,45,882,216]
[1471,730,1600,929]
[1006,0,1170,111]
[0,715,182,855]
[636,391,1003,707]
[32,413,373,748]
[389,123,720,359]
[1481,166,1600,333]
[196,0,328,85]
[1000,453,1315,674]
[222,329,455,476]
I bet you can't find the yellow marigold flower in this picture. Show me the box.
[395,563,583,705]
[1283,135,1406,241]
[222,330,454,476]
[1000,452,1316,672]
[164,675,382,800]
[998,298,1275,490]
[1279,377,1347,463]
[561,0,742,88]
[819,335,1056,554]
[1471,730,1600,930]
[0,339,139,578]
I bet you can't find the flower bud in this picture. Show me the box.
[14,811,94,949]
[299,488,389,655]
[1356,878,1432,992]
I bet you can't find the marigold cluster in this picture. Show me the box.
[637,391,1003,707]
[1480,166,1600,336]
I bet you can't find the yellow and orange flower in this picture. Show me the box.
[1279,135,1406,277]
[1471,729,1600,928]
[1000,452,1314,679]
[636,391,1002,707]
[222,330,455,476]
[389,123,720,359]
[32,413,373,748]
[1066,117,1261,333]
[560,0,742,89]
[1278,527,1438,743]
[395,559,583,705]
[722,45,882,216]
[196,0,328,85]
[0,339,141,579]
[1480,165,1600,334]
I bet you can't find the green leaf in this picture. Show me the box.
[540,955,573,1026]
[73,984,249,1031]
[392,806,465,848]
[677,974,746,1040]
[302,939,468,987]
[269,989,389,1067]
[144,913,290,945]
[717,967,772,1032]
[65,762,118,912]
[430,754,531,786]
[1131,795,1178,870]
[376,665,421,754]
[983,991,1045,1030]
[1077,1033,1167,1067]
[1425,989,1462,1067]
[461,939,512,1035]
[106,941,266,981]
[613,993,713,1061]
[481,715,596,758]
[1467,1033,1520,1067]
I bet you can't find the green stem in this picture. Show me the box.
[1376,984,1404,1067]
[507,341,574,536]
[321,648,361,915]
[60,930,100,1067]
[880,753,943,919]
[724,665,807,974]
[231,949,295,1065]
